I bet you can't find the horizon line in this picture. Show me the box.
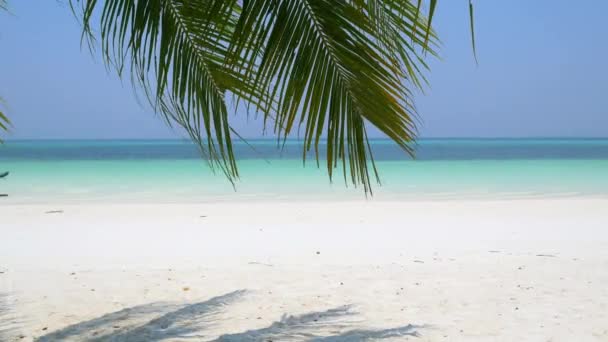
[4,135,608,142]
[4,136,608,142]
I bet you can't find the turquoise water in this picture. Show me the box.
[1,139,608,203]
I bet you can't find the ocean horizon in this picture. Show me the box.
[1,138,608,203]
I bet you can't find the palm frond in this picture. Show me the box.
[0,3,8,143]
[228,0,436,192]
[0,110,8,132]
[72,0,439,193]
[0,97,9,144]
[75,0,257,182]
[469,0,478,64]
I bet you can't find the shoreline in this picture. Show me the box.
[2,191,608,206]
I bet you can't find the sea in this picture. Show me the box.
[1,139,607,203]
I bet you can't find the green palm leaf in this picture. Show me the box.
[227,0,437,192]
[0,0,11,143]
[72,0,441,192]
[1,2,9,143]
[0,97,9,143]
[0,110,8,132]
[76,0,259,182]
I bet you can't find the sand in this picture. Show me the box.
[1,198,608,341]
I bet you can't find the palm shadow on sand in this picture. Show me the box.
[36,290,423,341]
[213,305,422,341]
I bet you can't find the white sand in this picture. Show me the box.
[1,199,608,341]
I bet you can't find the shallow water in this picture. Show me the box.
[1,139,607,203]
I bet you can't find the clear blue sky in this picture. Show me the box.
[1,0,607,139]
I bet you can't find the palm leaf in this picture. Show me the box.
[0,96,9,143]
[0,112,9,144]
[0,110,8,132]
[75,0,258,182]
[469,0,478,64]
[0,3,6,142]
[227,0,437,192]
[1,3,9,143]
[72,0,440,193]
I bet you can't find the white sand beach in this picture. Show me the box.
[2,198,608,341]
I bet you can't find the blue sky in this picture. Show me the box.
[1,0,607,139]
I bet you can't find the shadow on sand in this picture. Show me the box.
[212,305,422,341]
[36,290,423,341]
